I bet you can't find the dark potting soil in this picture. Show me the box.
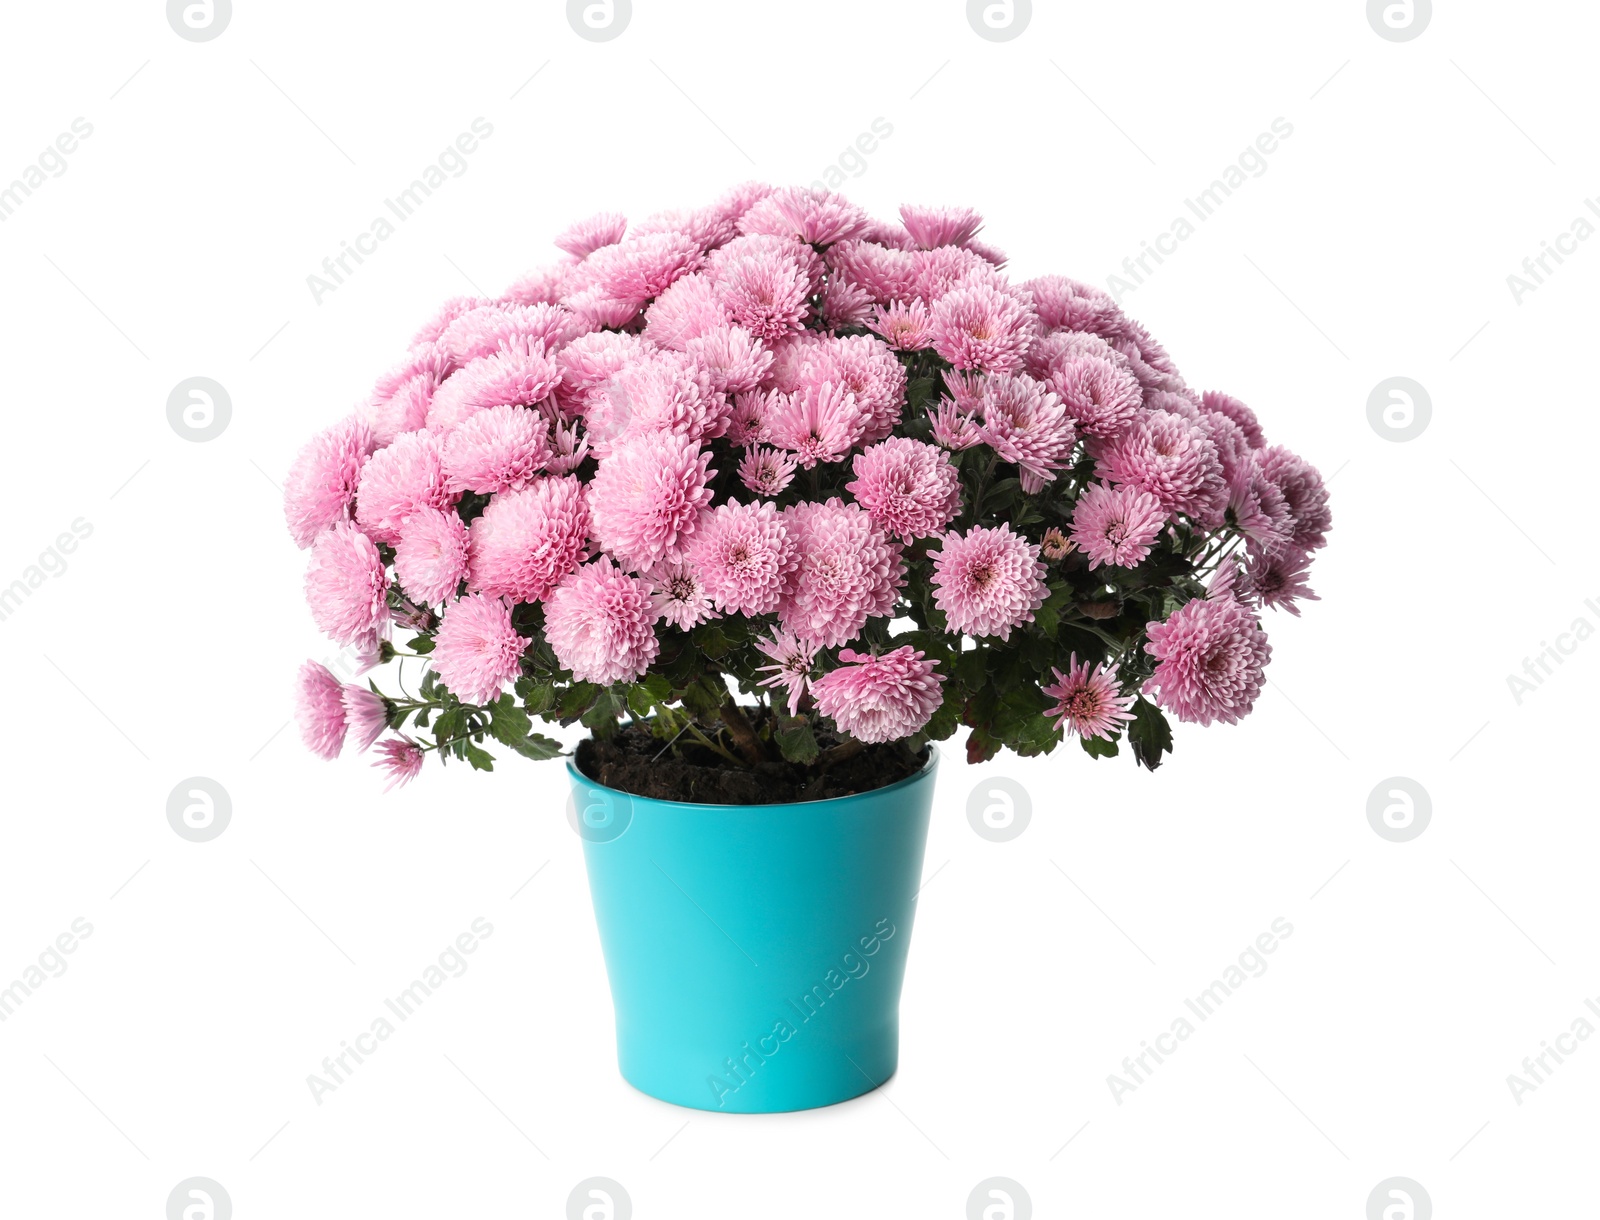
[576,716,928,805]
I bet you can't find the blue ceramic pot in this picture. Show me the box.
[569,748,938,1113]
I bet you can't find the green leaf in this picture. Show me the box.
[1127,696,1173,771]
[407,633,435,655]
[774,714,819,765]
[503,732,566,761]
[680,677,727,719]
[488,694,533,746]
[640,672,675,702]
[966,729,1002,765]
[433,707,467,744]
[556,681,600,720]
[625,682,660,719]
[1080,734,1119,759]
[521,680,559,717]
[580,688,625,733]
[464,742,496,772]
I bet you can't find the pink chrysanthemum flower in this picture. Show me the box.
[557,330,655,399]
[305,521,390,645]
[819,276,875,329]
[554,211,628,259]
[909,247,995,303]
[1023,275,1125,336]
[1070,482,1167,569]
[467,475,591,604]
[503,263,570,308]
[354,430,454,544]
[1042,654,1136,740]
[432,592,529,705]
[565,287,644,330]
[798,335,907,443]
[1045,353,1143,441]
[427,341,562,432]
[1254,446,1331,553]
[1203,390,1266,449]
[1144,595,1271,726]
[930,524,1047,641]
[1101,410,1227,520]
[367,344,452,438]
[544,558,661,684]
[827,239,917,303]
[754,630,819,716]
[544,417,590,476]
[711,180,775,225]
[1115,317,1184,385]
[1197,408,1251,499]
[727,390,773,447]
[284,415,374,548]
[708,241,813,342]
[846,438,961,543]
[643,273,730,351]
[927,281,1036,373]
[683,324,773,394]
[585,231,703,308]
[1040,526,1073,560]
[1227,464,1293,559]
[649,562,717,630]
[738,186,871,247]
[977,373,1076,492]
[371,733,425,787]
[341,683,389,753]
[685,500,798,616]
[372,736,425,792]
[899,204,984,250]
[766,383,867,468]
[295,660,348,760]
[927,398,982,450]
[737,445,798,496]
[868,299,933,351]
[348,633,386,677]
[440,303,584,365]
[393,506,469,605]
[967,239,1008,268]
[779,498,903,648]
[411,295,488,348]
[584,351,729,456]
[1246,546,1319,617]
[811,646,945,743]
[1025,329,1124,379]
[588,431,714,572]
[368,372,438,446]
[441,404,551,495]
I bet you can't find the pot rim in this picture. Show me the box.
[566,742,939,811]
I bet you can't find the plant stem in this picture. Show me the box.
[718,700,766,766]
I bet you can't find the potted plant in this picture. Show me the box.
[285,184,1330,1112]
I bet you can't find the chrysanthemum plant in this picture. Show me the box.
[287,185,1329,791]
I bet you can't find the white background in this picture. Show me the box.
[1,1,1595,1216]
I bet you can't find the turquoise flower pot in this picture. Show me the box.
[569,748,938,1113]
